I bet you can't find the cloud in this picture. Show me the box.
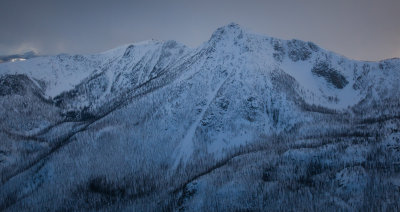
[0,42,40,56]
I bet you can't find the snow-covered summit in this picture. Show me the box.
[1,23,398,110]
[208,22,245,43]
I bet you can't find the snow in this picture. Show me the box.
[0,55,98,97]
[280,52,362,110]
[172,72,230,168]
[1,23,400,211]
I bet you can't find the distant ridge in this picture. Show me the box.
[0,51,38,63]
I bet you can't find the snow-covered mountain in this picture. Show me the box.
[0,23,399,211]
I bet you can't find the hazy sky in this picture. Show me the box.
[0,0,399,61]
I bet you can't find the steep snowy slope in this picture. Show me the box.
[0,23,399,211]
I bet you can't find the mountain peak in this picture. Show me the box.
[214,22,244,35]
[223,22,243,31]
[208,22,245,45]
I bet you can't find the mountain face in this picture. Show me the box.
[0,23,399,211]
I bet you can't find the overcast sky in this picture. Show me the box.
[0,0,399,61]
